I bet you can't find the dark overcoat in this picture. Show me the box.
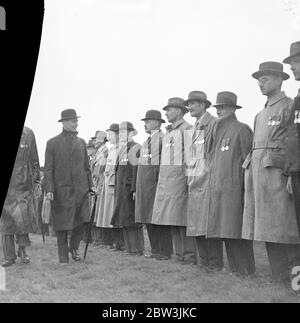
[0,127,40,235]
[135,130,163,224]
[206,114,253,239]
[111,140,142,228]
[44,129,93,231]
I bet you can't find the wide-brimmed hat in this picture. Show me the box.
[184,91,212,108]
[283,41,300,64]
[106,123,119,133]
[119,121,136,132]
[58,109,81,122]
[162,97,189,114]
[92,130,107,142]
[141,110,165,123]
[213,91,242,109]
[252,61,290,81]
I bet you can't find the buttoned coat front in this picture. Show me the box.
[44,130,94,231]
[152,119,192,226]
[186,112,216,237]
[206,114,253,239]
[242,92,300,244]
[135,130,164,224]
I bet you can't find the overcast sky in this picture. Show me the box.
[25,0,300,165]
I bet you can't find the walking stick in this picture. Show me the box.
[83,193,98,261]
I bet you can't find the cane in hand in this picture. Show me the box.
[83,190,98,261]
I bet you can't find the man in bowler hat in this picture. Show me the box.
[208,91,255,276]
[184,91,224,271]
[284,41,300,237]
[242,62,300,285]
[135,110,173,260]
[44,109,95,263]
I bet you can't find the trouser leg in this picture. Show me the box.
[1,234,16,261]
[265,242,289,283]
[15,234,31,248]
[157,225,173,257]
[146,224,159,255]
[171,226,195,262]
[113,228,125,250]
[102,228,114,246]
[207,238,224,270]
[56,231,69,263]
[292,173,300,236]
[69,224,84,251]
[123,227,144,254]
[195,236,209,266]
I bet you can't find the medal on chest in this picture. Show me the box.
[267,116,281,127]
[294,111,300,124]
[220,138,230,152]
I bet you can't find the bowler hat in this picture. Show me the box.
[213,91,242,109]
[58,109,81,122]
[283,41,300,64]
[163,97,189,114]
[184,91,212,108]
[141,110,165,123]
[86,139,95,148]
[252,61,290,81]
[106,123,119,133]
[119,121,136,132]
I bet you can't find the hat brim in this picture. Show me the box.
[119,127,136,132]
[141,118,166,123]
[213,104,243,110]
[106,128,119,133]
[183,99,212,107]
[58,116,81,122]
[162,105,189,113]
[283,52,300,64]
[252,70,290,81]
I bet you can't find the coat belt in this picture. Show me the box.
[252,141,285,150]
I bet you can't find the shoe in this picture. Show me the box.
[2,259,15,267]
[17,248,30,264]
[144,254,156,259]
[155,255,171,261]
[69,249,81,262]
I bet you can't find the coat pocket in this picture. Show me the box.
[262,151,285,170]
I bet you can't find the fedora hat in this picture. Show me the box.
[283,41,300,64]
[141,110,165,123]
[213,91,242,109]
[119,121,136,132]
[106,123,119,133]
[58,109,81,122]
[184,91,212,107]
[252,61,290,81]
[163,97,189,114]
[92,130,107,142]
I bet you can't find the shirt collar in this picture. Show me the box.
[150,129,160,138]
[171,118,185,130]
[266,91,286,107]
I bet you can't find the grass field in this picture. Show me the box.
[0,231,299,303]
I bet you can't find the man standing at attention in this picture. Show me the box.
[152,98,196,264]
[242,62,300,285]
[184,91,224,271]
[44,109,95,263]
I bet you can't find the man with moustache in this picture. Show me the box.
[152,98,196,264]
[135,110,173,260]
[242,62,300,285]
[184,91,224,271]
[207,92,255,276]
[283,41,300,236]
[44,109,95,263]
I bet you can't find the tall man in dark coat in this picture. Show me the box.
[44,109,95,263]
[111,121,144,255]
[135,110,173,260]
[0,126,40,267]
[284,41,300,236]
[208,92,255,276]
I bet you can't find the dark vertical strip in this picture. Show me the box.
[0,1,45,213]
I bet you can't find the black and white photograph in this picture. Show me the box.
[1,0,300,305]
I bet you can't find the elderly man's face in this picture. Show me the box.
[216,106,236,119]
[289,56,300,81]
[165,107,182,123]
[144,120,160,134]
[107,131,117,145]
[257,75,283,96]
[188,101,206,119]
[62,118,78,132]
